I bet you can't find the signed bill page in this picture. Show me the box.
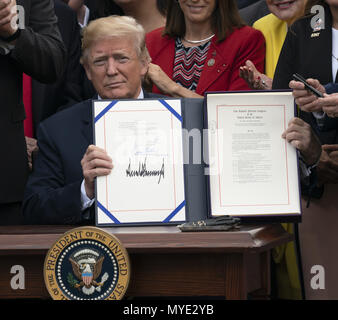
[94,99,186,225]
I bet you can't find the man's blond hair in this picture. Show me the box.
[80,15,150,65]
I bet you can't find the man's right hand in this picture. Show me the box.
[81,145,113,199]
[0,0,18,39]
[282,117,322,166]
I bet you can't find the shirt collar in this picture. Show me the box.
[98,88,144,100]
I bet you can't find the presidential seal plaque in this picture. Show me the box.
[44,227,130,300]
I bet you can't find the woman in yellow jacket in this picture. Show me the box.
[239,0,307,300]
[240,0,306,87]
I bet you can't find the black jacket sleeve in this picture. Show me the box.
[11,0,67,83]
[23,122,84,225]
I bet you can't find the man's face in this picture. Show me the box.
[84,37,148,99]
[266,0,305,24]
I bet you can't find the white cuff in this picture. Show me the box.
[81,179,95,211]
[312,111,326,119]
[78,6,90,29]
[312,111,326,128]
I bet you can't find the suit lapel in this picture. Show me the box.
[81,99,93,145]
[318,8,333,82]
[144,91,155,98]
[325,9,333,82]
[31,80,43,130]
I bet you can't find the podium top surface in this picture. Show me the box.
[0,224,292,254]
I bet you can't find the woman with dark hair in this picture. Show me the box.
[156,0,168,16]
[146,0,266,98]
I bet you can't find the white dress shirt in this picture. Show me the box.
[78,5,90,29]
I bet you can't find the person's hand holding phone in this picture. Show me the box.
[289,77,326,112]
[292,74,324,98]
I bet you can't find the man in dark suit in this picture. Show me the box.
[23,15,160,225]
[24,0,84,171]
[290,79,338,185]
[0,0,66,224]
[31,0,83,128]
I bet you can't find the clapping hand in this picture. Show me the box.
[239,60,272,90]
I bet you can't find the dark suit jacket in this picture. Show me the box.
[23,92,163,225]
[0,0,66,204]
[31,0,83,132]
[272,5,338,144]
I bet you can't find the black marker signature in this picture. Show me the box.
[126,158,165,184]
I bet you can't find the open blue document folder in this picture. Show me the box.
[93,93,301,226]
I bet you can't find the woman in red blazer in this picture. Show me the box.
[146,0,266,97]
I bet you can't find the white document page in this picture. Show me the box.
[94,99,185,225]
[207,92,301,217]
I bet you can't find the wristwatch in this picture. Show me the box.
[299,154,319,177]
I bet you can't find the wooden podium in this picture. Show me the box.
[0,224,292,300]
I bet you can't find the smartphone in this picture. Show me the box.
[292,73,324,98]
